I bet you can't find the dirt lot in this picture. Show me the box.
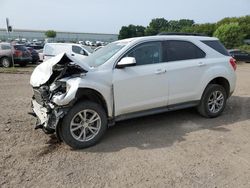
[0,63,250,188]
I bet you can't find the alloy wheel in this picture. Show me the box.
[70,109,101,142]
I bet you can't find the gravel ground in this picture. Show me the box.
[0,63,250,188]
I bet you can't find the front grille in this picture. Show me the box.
[33,89,43,105]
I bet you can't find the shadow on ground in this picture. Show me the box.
[79,95,250,152]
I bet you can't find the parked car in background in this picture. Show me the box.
[26,44,43,50]
[228,49,250,63]
[0,42,12,67]
[37,49,44,62]
[27,47,39,64]
[13,44,32,66]
[43,43,93,62]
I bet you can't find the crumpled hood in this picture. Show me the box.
[30,53,89,87]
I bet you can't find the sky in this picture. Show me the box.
[0,0,250,34]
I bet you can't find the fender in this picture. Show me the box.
[197,63,234,100]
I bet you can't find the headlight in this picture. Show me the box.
[50,81,69,93]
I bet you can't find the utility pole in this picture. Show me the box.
[6,18,14,68]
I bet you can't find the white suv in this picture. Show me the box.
[30,34,237,149]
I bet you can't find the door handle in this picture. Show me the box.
[71,54,75,56]
[155,69,166,74]
[198,62,205,66]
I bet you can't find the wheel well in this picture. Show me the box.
[75,88,108,115]
[0,56,10,61]
[207,77,230,98]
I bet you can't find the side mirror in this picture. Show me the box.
[116,57,136,68]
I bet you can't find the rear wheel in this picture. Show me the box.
[1,57,12,68]
[59,101,107,149]
[197,84,227,118]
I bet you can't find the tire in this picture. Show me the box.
[1,57,12,68]
[197,84,227,118]
[59,101,107,149]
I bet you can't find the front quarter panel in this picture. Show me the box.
[77,69,114,117]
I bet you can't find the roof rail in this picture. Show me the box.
[157,32,207,36]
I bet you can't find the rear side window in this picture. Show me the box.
[163,40,206,62]
[201,40,229,56]
[14,45,26,51]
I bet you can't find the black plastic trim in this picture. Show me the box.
[115,101,199,122]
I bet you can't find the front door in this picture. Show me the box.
[113,42,169,116]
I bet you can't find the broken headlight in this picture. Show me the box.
[50,81,70,94]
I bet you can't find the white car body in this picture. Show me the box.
[37,49,44,62]
[43,43,92,62]
[30,35,237,148]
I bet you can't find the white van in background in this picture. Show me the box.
[43,43,93,62]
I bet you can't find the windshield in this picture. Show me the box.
[82,42,126,67]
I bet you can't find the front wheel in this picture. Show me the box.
[197,84,227,118]
[59,101,107,149]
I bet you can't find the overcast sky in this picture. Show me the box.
[0,0,249,34]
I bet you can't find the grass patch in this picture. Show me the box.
[0,67,18,73]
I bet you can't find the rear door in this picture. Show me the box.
[113,41,169,116]
[163,40,207,105]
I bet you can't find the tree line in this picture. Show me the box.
[118,15,250,49]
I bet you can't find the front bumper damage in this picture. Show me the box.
[31,99,64,132]
[29,53,88,135]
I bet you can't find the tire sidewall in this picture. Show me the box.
[60,101,107,149]
[202,84,227,118]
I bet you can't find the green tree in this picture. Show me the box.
[45,30,57,38]
[216,17,239,27]
[213,23,244,48]
[216,15,250,39]
[118,25,145,39]
[168,19,194,32]
[167,20,181,32]
[181,23,216,36]
[118,26,130,39]
[238,15,250,39]
[145,18,168,35]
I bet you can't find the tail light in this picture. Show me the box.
[229,58,237,71]
[14,50,23,57]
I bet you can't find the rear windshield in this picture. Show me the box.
[14,45,27,51]
[201,40,229,56]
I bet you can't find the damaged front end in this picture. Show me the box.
[29,53,88,134]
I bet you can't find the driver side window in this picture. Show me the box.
[126,42,162,66]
